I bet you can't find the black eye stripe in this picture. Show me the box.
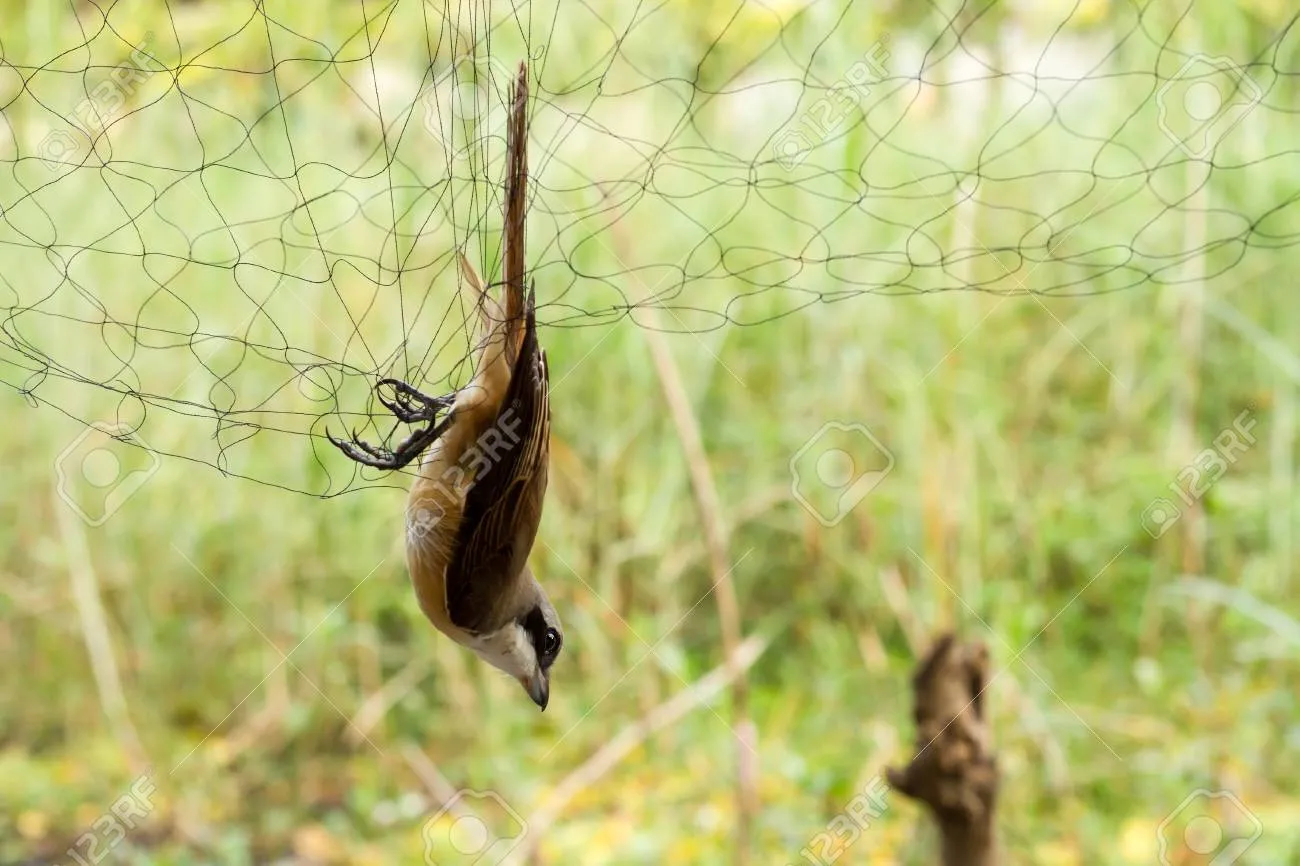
[521,606,547,634]
[520,607,559,656]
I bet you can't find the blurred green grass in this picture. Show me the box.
[2,1,1300,864]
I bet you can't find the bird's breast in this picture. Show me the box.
[404,372,509,645]
[405,441,475,644]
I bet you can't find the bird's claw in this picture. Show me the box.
[327,428,397,468]
[327,377,457,471]
[374,378,454,424]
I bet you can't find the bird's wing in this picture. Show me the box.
[444,286,550,633]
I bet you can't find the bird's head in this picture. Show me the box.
[468,572,562,710]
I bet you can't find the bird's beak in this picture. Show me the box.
[522,670,549,711]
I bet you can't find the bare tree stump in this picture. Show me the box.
[886,633,999,866]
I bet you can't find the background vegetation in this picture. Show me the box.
[2,0,1299,863]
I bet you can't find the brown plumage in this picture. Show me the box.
[329,62,561,709]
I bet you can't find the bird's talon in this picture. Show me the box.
[375,378,454,423]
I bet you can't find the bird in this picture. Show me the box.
[327,61,561,710]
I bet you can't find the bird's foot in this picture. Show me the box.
[327,377,458,471]
[375,378,455,424]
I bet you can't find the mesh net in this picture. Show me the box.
[1,1,1296,495]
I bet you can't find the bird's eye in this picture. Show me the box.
[543,627,561,656]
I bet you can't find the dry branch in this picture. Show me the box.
[402,743,475,820]
[514,635,768,863]
[641,316,758,866]
[886,633,999,866]
[598,180,758,865]
[347,656,434,745]
[54,489,147,773]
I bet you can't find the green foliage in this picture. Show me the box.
[2,1,1300,865]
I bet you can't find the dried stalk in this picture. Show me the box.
[640,325,757,865]
[54,489,147,773]
[514,635,768,863]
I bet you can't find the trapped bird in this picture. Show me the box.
[328,62,561,710]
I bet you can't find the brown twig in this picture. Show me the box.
[401,743,474,820]
[886,633,1000,866]
[514,635,769,863]
[54,489,148,774]
[598,185,759,865]
[639,301,757,866]
[346,656,434,745]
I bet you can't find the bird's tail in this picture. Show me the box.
[450,60,531,433]
[502,61,528,361]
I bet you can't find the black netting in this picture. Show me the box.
[1,1,1296,494]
